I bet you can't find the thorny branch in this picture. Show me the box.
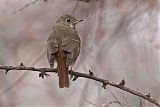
[0,64,160,107]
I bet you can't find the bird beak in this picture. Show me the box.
[73,19,84,24]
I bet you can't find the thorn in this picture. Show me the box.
[20,62,24,67]
[119,78,125,86]
[102,83,106,89]
[102,80,109,89]
[102,81,108,89]
[73,76,78,81]
[5,69,9,74]
[39,73,44,79]
[89,70,94,76]
[145,93,151,97]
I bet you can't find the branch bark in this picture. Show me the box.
[0,64,160,107]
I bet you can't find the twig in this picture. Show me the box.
[85,98,125,107]
[139,98,143,107]
[122,93,130,107]
[12,0,47,14]
[76,0,99,2]
[102,101,125,107]
[0,64,160,107]
[84,98,101,107]
[109,90,125,107]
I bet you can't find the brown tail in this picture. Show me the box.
[55,45,69,88]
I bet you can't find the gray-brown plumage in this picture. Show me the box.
[46,14,82,88]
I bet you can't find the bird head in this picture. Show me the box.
[56,14,83,29]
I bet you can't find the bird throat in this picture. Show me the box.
[69,24,75,29]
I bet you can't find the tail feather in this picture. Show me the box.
[56,45,69,88]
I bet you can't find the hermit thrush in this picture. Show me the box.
[46,14,83,88]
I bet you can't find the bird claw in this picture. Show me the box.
[39,69,50,79]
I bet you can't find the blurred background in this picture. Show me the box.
[0,0,160,107]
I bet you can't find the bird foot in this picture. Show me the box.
[39,69,50,79]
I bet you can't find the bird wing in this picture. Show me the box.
[47,39,58,54]
[61,37,80,53]
[47,25,81,66]
[61,36,81,65]
[46,27,59,68]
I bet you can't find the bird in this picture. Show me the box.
[46,14,83,88]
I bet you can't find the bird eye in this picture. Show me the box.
[66,19,70,22]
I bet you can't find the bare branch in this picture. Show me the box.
[0,64,160,107]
